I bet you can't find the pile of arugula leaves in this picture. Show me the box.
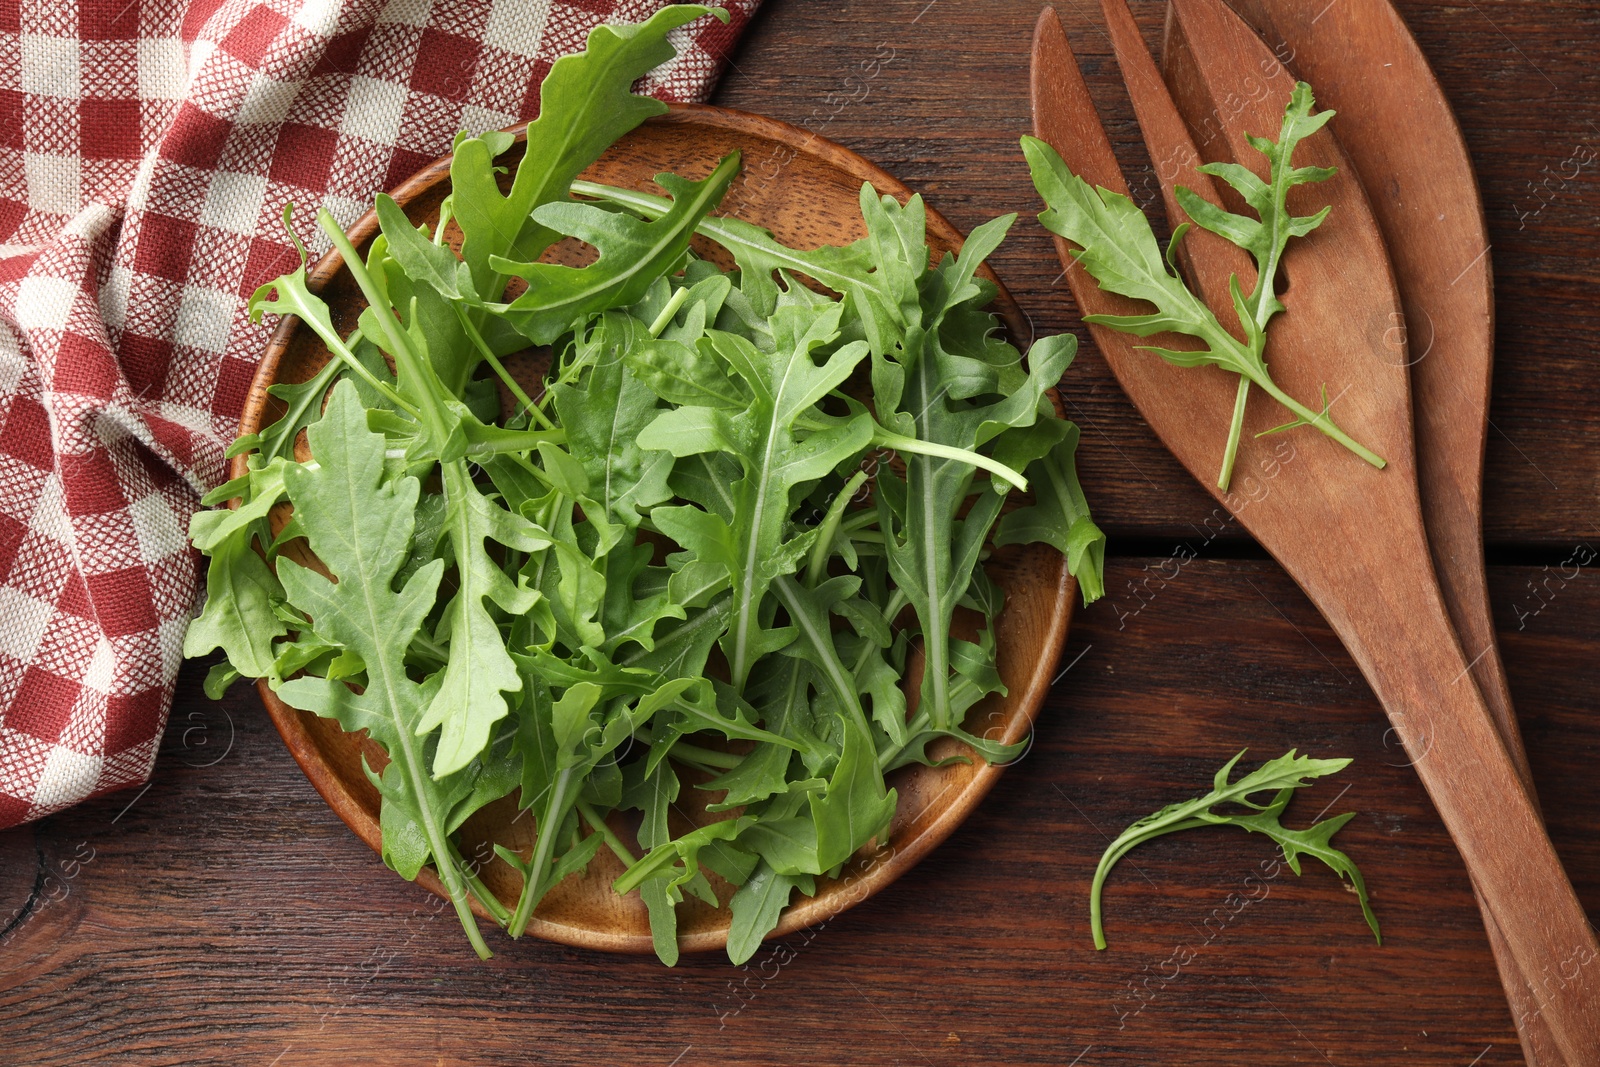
[184,5,1104,964]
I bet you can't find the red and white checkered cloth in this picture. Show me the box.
[0,0,760,829]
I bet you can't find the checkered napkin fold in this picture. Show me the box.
[0,0,758,829]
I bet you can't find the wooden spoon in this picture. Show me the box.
[1162,5,1559,1061]
[1030,7,1600,1060]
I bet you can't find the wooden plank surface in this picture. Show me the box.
[4,1,1599,1064]
[3,562,1598,1065]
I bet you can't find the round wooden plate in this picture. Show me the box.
[240,104,1076,955]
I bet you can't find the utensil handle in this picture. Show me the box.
[1482,906,1576,1067]
[1332,588,1600,1062]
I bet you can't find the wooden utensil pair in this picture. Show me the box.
[1208,5,1561,1062]
[1029,1,1599,1061]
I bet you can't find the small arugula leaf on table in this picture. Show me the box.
[1090,749,1379,951]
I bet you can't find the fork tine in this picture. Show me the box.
[1028,4,1246,474]
[1165,0,1306,176]
[1028,7,1128,198]
[1095,0,1253,317]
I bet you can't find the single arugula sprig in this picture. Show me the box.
[1022,82,1385,491]
[450,4,726,303]
[1090,749,1380,950]
[1175,82,1337,487]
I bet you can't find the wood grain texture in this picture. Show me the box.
[3,561,1598,1065]
[3,1,1598,1063]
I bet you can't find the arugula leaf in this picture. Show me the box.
[994,423,1106,604]
[491,154,741,344]
[1021,84,1385,490]
[1176,83,1336,335]
[1090,749,1379,950]
[419,460,549,777]
[636,760,686,965]
[727,862,813,966]
[704,659,819,806]
[733,709,897,877]
[248,207,417,420]
[503,676,693,937]
[255,360,340,465]
[638,308,874,687]
[181,522,285,680]
[188,456,289,553]
[314,208,552,781]
[1172,82,1337,485]
[867,207,1075,734]
[600,542,687,655]
[570,180,910,356]
[449,4,727,297]
[549,313,676,549]
[268,382,490,958]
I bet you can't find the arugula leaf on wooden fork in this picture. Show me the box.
[1022,82,1385,490]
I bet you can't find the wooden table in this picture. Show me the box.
[5,2,1597,1063]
